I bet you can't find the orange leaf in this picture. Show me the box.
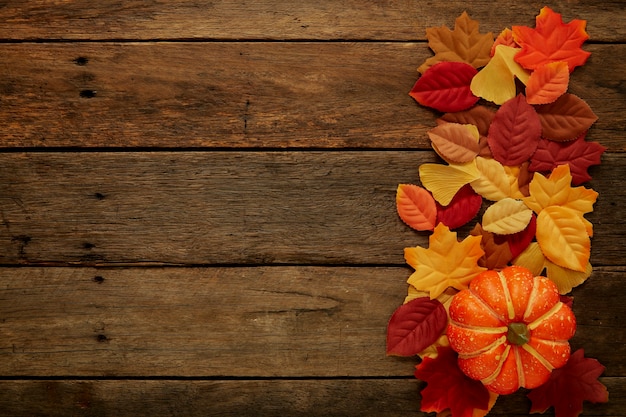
[428,123,480,164]
[513,6,590,72]
[437,105,496,137]
[535,93,598,142]
[491,28,517,56]
[536,206,590,272]
[526,61,570,105]
[396,184,437,231]
[419,12,494,73]
[405,223,486,299]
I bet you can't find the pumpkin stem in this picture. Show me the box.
[507,322,530,346]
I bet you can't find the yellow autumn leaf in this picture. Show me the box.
[405,223,486,299]
[536,206,590,272]
[482,197,533,235]
[419,160,480,206]
[418,335,450,360]
[545,258,592,294]
[503,165,531,199]
[470,156,511,201]
[523,164,598,214]
[405,286,458,310]
[470,45,531,104]
[512,242,546,276]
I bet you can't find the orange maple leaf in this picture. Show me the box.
[419,12,494,73]
[404,223,486,299]
[512,6,590,72]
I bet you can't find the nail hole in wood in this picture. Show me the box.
[79,89,97,98]
[73,57,89,66]
[93,276,105,284]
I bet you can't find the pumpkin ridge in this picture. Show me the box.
[497,270,516,320]
[527,301,565,331]
[449,319,508,333]
[521,342,555,372]
[481,344,511,385]
[514,346,525,389]
[458,334,508,357]
[469,287,507,324]
[522,277,540,322]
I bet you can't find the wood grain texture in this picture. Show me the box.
[0,378,622,416]
[0,43,622,149]
[0,1,624,42]
[0,151,622,266]
[0,267,623,377]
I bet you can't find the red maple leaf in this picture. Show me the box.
[513,6,590,72]
[415,346,491,417]
[529,134,606,185]
[527,349,608,417]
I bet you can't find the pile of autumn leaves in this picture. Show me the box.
[386,7,608,417]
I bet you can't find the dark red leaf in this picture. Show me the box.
[386,297,448,356]
[506,214,537,258]
[488,94,542,166]
[527,349,608,417]
[529,134,606,185]
[409,62,479,113]
[415,346,491,417]
[560,295,574,309]
[436,184,483,229]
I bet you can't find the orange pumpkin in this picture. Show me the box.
[447,265,576,394]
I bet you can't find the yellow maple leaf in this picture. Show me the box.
[419,160,480,206]
[523,164,597,237]
[536,206,590,272]
[418,12,494,73]
[405,223,486,298]
[470,45,531,105]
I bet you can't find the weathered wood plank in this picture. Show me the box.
[0,152,622,266]
[0,1,623,42]
[0,378,622,416]
[0,267,623,377]
[0,43,622,150]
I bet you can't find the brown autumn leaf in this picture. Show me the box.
[535,93,598,141]
[419,12,494,73]
[470,223,513,270]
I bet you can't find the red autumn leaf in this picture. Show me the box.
[527,349,608,417]
[396,184,438,231]
[386,297,448,356]
[529,134,606,185]
[410,62,479,113]
[506,213,537,258]
[487,94,542,166]
[526,61,570,105]
[437,105,496,137]
[512,6,590,72]
[415,346,491,417]
[535,93,598,141]
[560,295,574,309]
[436,184,483,229]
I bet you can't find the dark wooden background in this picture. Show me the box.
[0,1,624,415]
